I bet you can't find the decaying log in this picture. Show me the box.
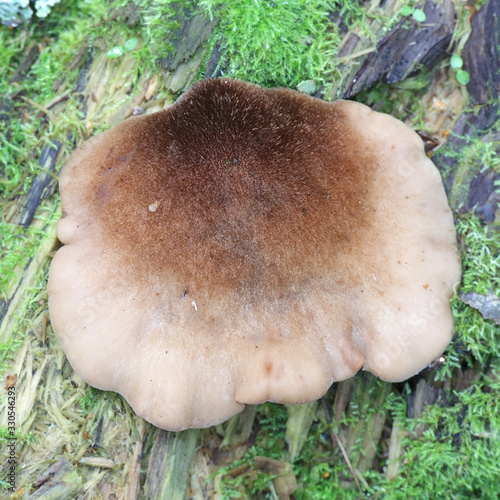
[29,456,82,499]
[3,0,499,497]
[18,141,62,227]
[342,0,456,98]
[143,428,199,499]
[434,0,500,221]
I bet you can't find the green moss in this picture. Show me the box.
[78,387,102,415]
[142,0,346,89]
[367,367,500,498]
[0,122,31,201]
[0,426,37,447]
[0,223,47,298]
[198,0,342,88]
[0,206,58,378]
[25,0,150,103]
[435,119,500,210]
[443,214,500,372]
[457,214,500,296]
[0,337,23,375]
[142,0,194,66]
[216,403,288,498]
[292,416,359,499]
[0,0,157,383]
[0,2,98,203]
[0,0,149,225]
[295,371,500,498]
[141,0,401,91]
[0,31,23,90]
[355,70,431,121]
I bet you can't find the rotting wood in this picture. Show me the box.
[154,4,218,92]
[343,376,392,475]
[427,0,500,353]
[407,379,446,437]
[253,456,297,500]
[461,291,500,325]
[78,456,115,468]
[344,0,456,98]
[331,0,456,98]
[407,379,446,421]
[0,219,57,343]
[2,0,498,497]
[28,456,83,499]
[321,399,363,494]
[17,141,62,227]
[355,384,391,474]
[386,417,405,481]
[333,378,356,422]
[126,420,146,500]
[9,40,40,84]
[434,0,500,219]
[157,7,218,70]
[143,428,199,500]
[220,404,258,448]
[285,401,318,462]
[462,0,500,106]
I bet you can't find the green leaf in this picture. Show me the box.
[412,8,426,22]
[400,5,413,16]
[456,70,470,85]
[450,54,464,70]
[296,80,317,95]
[107,46,124,58]
[123,37,138,52]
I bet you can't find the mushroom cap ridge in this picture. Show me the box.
[48,79,461,430]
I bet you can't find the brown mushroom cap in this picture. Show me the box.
[48,79,461,430]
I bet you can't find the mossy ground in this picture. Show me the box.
[0,0,499,498]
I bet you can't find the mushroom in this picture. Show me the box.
[48,79,461,430]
